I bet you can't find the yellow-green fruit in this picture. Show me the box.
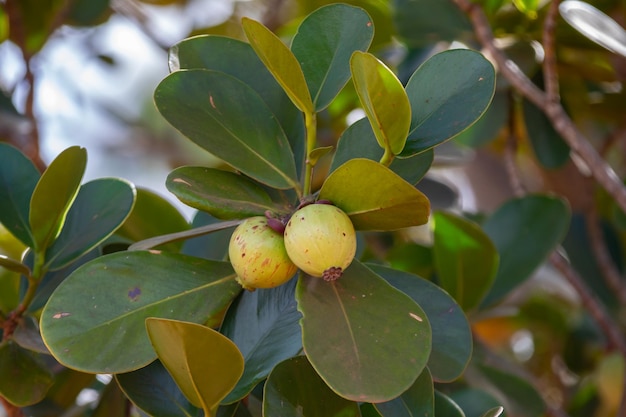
[229,217,298,290]
[284,204,356,280]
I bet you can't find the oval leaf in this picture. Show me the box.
[449,388,504,417]
[40,251,241,373]
[29,146,87,252]
[167,167,286,219]
[433,212,499,311]
[481,195,571,307]
[374,368,434,417]
[242,17,313,113]
[319,158,430,230]
[154,69,299,190]
[369,265,472,382]
[0,143,39,247]
[117,360,203,417]
[296,261,432,402]
[0,341,53,406]
[401,49,496,156]
[331,117,433,185]
[146,318,244,414]
[434,390,465,417]
[264,356,361,417]
[45,178,136,270]
[220,278,302,403]
[522,98,570,169]
[351,51,411,156]
[291,4,374,111]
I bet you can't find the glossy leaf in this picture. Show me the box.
[375,368,434,417]
[0,341,53,406]
[482,407,504,417]
[264,356,361,417]
[291,4,373,110]
[29,146,87,251]
[370,265,472,382]
[296,261,432,402]
[319,158,430,230]
[0,255,30,276]
[167,167,286,219]
[154,70,299,190]
[522,99,570,169]
[117,360,203,417]
[0,143,39,248]
[433,212,499,311]
[45,178,135,270]
[242,17,313,113]
[40,251,241,373]
[146,318,244,414]
[434,391,465,417]
[481,195,571,307]
[169,35,305,176]
[308,146,334,167]
[182,211,235,261]
[401,50,496,156]
[454,92,508,148]
[220,278,302,403]
[449,389,503,417]
[331,118,433,185]
[351,51,411,156]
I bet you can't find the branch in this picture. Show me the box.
[453,0,626,216]
[542,0,561,104]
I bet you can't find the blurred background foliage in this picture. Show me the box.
[1,0,626,416]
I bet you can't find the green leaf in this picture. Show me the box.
[476,363,545,417]
[331,118,433,185]
[481,195,571,307]
[91,379,128,417]
[182,211,236,261]
[0,341,53,406]
[220,278,302,403]
[169,35,305,178]
[386,243,434,279]
[369,265,472,382]
[40,251,241,373]
[29,146,87,251]
[0,143,40,247]
[351,51,411,156]
[401,50,496,156]
[449,389,504,417]
[117,360,203,417]
[454,92,508,148]
[13,316,49,354]
[319,158,430,230]
[264,356,361,417]
[522,99,570,169]
[435,390,466,417]
[45,178,135,270]
[433,212,499,311]
[296,261,432,402]
[0,255,30,276]
[481,407,504,417]
[308,146,334,167]
[242,17,313,113]
[374,368,434,417]
[512,0,540,17]
[166,167,286,220]
[146,318,244,415]
[117,187,190,253]
[291,4,374,111]
[155,70,299,190]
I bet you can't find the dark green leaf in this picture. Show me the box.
[0,341,53,406]
[331,118,433,184]
[369,265,472,382]
[182,211,235,261]
[296,261,431,402]
[40,251,241,373]
[45,178,135,270]
[523,99,570,169]
[375,368,434,417]
[291,4,373,111]
[0,143,40,247]
[454,92,508,148]
[385,243,434,279]
[481,195,571,307]
[167,167,286,219]
[117,360,203,417]
[401,50,496,156]
[264,356,361,417]
[154,70,299,190]
[434,390,465,417]
[351,51,411,156]
[91,379,127,417]
[221,278,302,403]
[242,18,313,113]
[319,158,430,230]
[449,389,504,417]
[13,316,48,354]
[433,212,499,311]
[30,146,87,251]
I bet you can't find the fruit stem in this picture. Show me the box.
[379,147,394,167]
[303,110,317,196]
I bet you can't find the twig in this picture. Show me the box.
[453,0,626,216]
[503,92,526,197]
[0,396,25,417]
[542,0,561,104]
